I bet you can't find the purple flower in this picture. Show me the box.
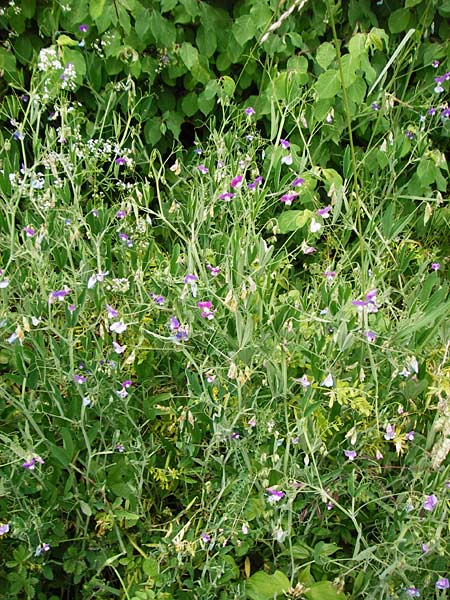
[49,289,71,303]
[436,578,450,590]
[218,192,235,201]
[201,532,211,543]
[303,246,316,255]
[248,176,263,189]
[170,316,181,331]
[323,270,336,280]
[35,543,50,556]
[405,587,420,597]
[74,374,87,384]
[405,131,414,140]
[115,444,125,452]
[344,450,357,461]
[432,60,440,68]
[248,417,256,427]
[422,543,429,553]
[423,494,438,511]
[68,304,76,313]
[317,205,332,218]
[107,305,119,319]
[116,210,127,219]
[280,192,298,206]
[371,102,380,111]
[292,177,304,187]
[197,164,209,174]
[279,139,290,149]
[0,523,10,535]
[294,374,311,388]
[365,330,376,342]
[431,262,441,271]
[244,107,255,116]
[79,24,89,33]
[115,157,127,166]
[442,108,450,119]
[428,107,437,116]
[384,424,395,440]
[197,300,215,319]
[207,264,220,276]
[230,432,240,440]
[184,274,198,284]
[405,431,415,441]
[266,488,285,503]
[230,175,243,189]
[365,289,377,302]
[22,455,45,470]
[151,294,164,305]
[23,226,36,237]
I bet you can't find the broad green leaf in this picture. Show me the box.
[57,34,78,47]
[340,54,357,87]
[316,42,336,70]
[144,118,163,146]
[163,110,183,139]
[90,0,106,20]
[315,70,340,99]
[388,8,411,34]
[198,90,216,115]
[347,77,366,104]
[278,210,312,234]
[304,581,347,600]
[232,14,257,45]
[287,55,308,72]
[417,159,437,185]
[196,25,217,58]
[20,0,36,18]
[405,0,422,6]
[181,92,198,117]
[367,27,389,52]
[150,11,176,46]
[179,42,199,70]
[219,75,235,98]
[246,570,290,600]
[160,0,178,12]
[348,33,367,56]
[0,48,16,75]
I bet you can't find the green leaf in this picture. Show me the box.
[388,8,411,34]
[348,33,367,56]
[278,210,312,234]
[246,570,290,600]
[20,0,36,18]
[90,0,106,20]
[219,75,235,98]
[150,11,176,47]
[160,0,178,11]
[196,25,217,58]
[405,0,422,6]
[315,70,340,99]
[144,118,163,146]
[417,159,437,186]
[232,14,257,45]
[163,110,183,139]
[57,34,78,47]
[179,42,199,70]
[304,581,347,600]
[61,48,86,84]
[316,42,336,70]
[181,92,198,117]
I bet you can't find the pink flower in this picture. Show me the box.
[280,192,298,206]
[230,175,243,189]
[279,139,290,149]
[344,450,357,461]
[423,494,438,511]
[317,205,332,218]
[292,177,304,187]
[218,192,235,201]
[197,164,208,174]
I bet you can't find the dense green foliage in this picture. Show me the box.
[0,1,449,599]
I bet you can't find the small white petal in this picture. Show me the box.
[321,374,333,387]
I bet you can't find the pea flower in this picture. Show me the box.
[49,289,71,304]
[197,300,215,320]
[384,424,395,440]
[266,487,285,503]
[280,192,298,206]
[106,305,119,319]
[281,154,293,165]
[431,262,441,271]
[230,175,243,189]
[244,107,255,116]
[279,139,290,149]
[112,341,126,354]
[23,226,36,237]
[436,578,449,590]
[218,192,235,201]
[421,543,429,553]
[405,587,420,597]
[0,523,10,535]
[22,455,45,470]
[197,164,208,174]
[88,271,109,289]
[200,533,211,543]
[344,450,357,460]
[79,24,89,33]
[73,374,87,384]
[323,270,336,280]
[292,177,304,186]
[310,218,321,232]
[110,320,127,334]
[248,176,263,189]
[0,279,10,288]
[115,157,127,166]
[371,102,380,111]
[294,374,311,388]
[184,274,198,284]
[115,444,125,452]
[317,205,332,218]
[432,60,440,68]
[405,431,415,441]
[150,293,164,305]
[321,374,333,387]
[365,330,376,342]
[207,264,220,276]
[423,494,438,511]
[34,543,50,556]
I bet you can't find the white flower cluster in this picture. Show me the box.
[60,63,77,91]
[73,138,134,167]
[37,47,62,72]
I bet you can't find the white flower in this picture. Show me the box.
[0,279,10,288]
[310,218,321,233]
[321,374,333,387]
[110,321,127,334]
